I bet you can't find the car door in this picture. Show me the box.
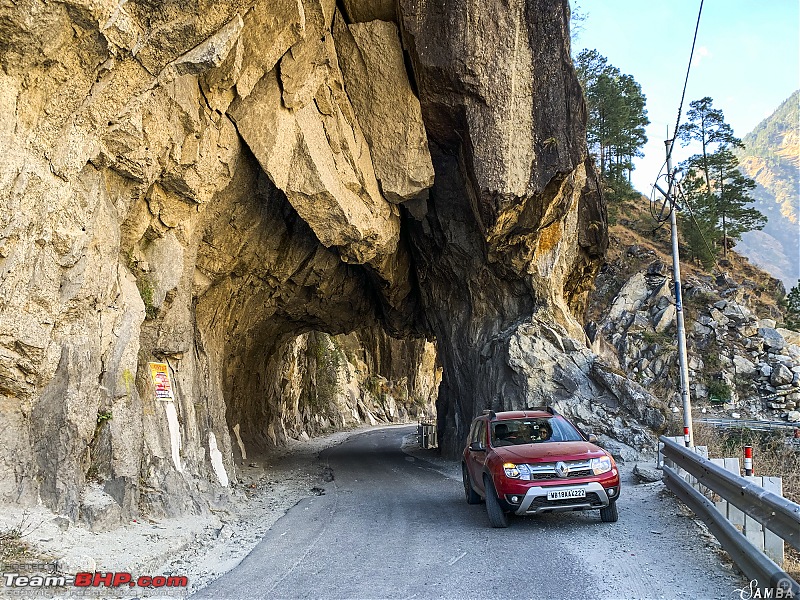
[466,420,489,495]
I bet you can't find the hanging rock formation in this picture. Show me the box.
[0,0,652,527]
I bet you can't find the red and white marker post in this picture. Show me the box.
[743,445,753,476]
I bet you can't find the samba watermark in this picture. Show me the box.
[734,578,796,599]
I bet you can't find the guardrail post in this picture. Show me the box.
[761,476,785,567]
[744,476,766,553]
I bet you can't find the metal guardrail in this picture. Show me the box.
[660,436,800,596]
[697,418,799,432]
[418,422,437,449]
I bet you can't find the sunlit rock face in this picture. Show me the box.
[399,0,608,454]
[0,0,618,523]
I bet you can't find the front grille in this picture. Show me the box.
[529,492,603,509]
[530,469,592,480]
[526,461,593,480]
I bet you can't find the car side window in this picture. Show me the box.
[469,420,486,447]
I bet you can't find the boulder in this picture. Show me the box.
[333,16,434,205]
[777,328,800,346]
[653,304,675,333]
[607,273,650,322]
[759,327,786,351]
[733,355,757,377]
[633,464,662,483]
[599,437,639,462]
[79,485,123,532]
[770,364,794,386]
[788,411,800,423]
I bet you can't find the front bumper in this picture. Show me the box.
[511,482,614,515]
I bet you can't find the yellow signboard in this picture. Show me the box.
[148,362,175,401]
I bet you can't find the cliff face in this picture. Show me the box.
[0,0,623,527]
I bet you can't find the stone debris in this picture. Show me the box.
[596,263,800,424]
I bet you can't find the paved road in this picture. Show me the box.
[192,426,743,599]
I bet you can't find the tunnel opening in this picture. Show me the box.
[189,150,440,463]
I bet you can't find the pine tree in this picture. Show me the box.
[680,146,765,261]
[677,98,765,260]
[708,148,765,250]
[677,171,716,267]
[677,97,743,195]
[574,49,649,197]
[785,281,800,331]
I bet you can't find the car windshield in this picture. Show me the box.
[490,417,583,446]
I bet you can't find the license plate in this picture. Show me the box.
[547,488,586,500]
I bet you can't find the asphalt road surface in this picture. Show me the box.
[192,426,743,600]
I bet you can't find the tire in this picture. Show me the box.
[462,464,481,505]
[600,500,618,523]
[483,476,509,528]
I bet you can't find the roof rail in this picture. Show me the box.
[526,405,556,415]
[481,409,496,419]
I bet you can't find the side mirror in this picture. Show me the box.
[588,434,598,444]
[469,441,486,452]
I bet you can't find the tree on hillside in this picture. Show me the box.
[574,49,649,200]
[784,281,800,331]
[677,97,743,198]
[677,97,765,261]
[680,146,765,261]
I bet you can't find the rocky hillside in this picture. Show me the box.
[589,198,800,427]
[3,0,671,531]
[735,90,800,289]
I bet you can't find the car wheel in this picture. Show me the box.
[483,476,509,528]
[600,500,618,523]
[462,464,482,505]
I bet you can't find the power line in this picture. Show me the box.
[650,0,705,226]
[667,0,705,164]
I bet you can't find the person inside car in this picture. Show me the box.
[494,423,513,446]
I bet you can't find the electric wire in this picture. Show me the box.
[668,0,704,164]
[649,0,705,230]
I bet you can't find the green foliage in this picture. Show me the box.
[642,330,672,347]
[706,379,731,403]
[677,96,743,152]
[783,280,800,330]
[136,277,159,320]
[97,410,113,424]
[575,49,649,192]
[677,97,765,265]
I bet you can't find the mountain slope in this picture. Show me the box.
[735,90,800,289]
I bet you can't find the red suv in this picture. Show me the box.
[462,407,620,527]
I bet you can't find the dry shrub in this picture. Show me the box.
[693,423,799,503]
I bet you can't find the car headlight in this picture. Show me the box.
[503,463,530,480]
[590,456,613,475]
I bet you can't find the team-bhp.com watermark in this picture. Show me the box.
[2,563,187,596]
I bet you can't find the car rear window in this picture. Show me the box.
[490,417,583,446]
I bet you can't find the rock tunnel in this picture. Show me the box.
[0,0,667,527]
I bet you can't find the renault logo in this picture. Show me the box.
[554,461,569,478]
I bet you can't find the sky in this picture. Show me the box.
[573,0,800,194]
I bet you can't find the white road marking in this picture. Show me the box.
[447,551,467,566]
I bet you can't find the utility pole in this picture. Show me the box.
[664,137,694,447]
